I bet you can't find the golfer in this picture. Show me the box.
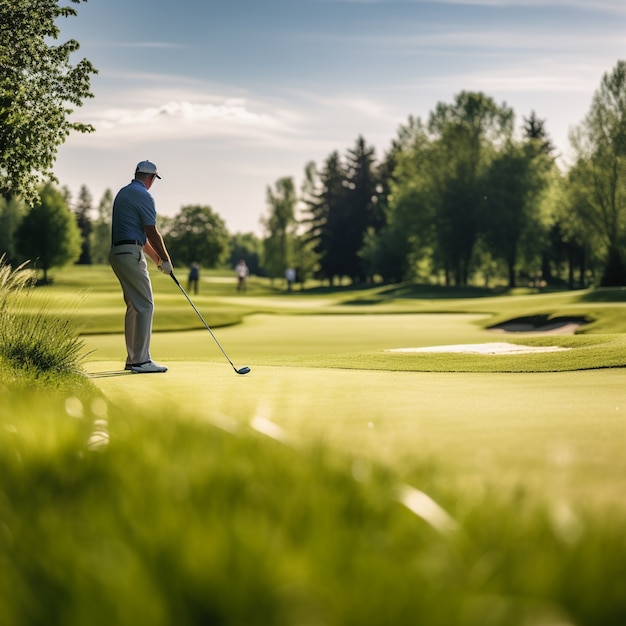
[110,160,173,373]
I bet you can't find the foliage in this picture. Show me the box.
[481,139,554,287]
[426,91,514,286]
[0,0,97,204]
[361,137,408,282]
[163,204,230,269]
[301,153,348,285]
[341,136,383,281]
[568,60,626,285]
[14,182,82,282]
[359,222,414,283]
[290,231,319,287]
[300,138,384,284]
[385,117,435,280]
[542,169,600,287]
[0,255,86,374]
[523,109,556,155]
[228,232,263,275]
[262,177,297,279]
[387,93,567,288]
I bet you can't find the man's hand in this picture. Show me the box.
[158,260,173,275]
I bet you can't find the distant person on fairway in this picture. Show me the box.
[109,160,173,374]
[188,262,200,294]
[235,259,249,292]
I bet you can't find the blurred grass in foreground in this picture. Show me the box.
[1,386,625,626]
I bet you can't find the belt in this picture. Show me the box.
[112,239,143,247]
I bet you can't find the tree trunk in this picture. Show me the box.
[601,247,626,286]
[507,260,516,288]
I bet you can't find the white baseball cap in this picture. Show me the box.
[135,160,161,179]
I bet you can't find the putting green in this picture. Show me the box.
[81,313,626,373]
[85,359,626,512]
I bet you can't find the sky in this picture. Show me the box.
[53,0,626,235]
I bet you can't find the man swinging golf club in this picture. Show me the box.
[110,160,172,373]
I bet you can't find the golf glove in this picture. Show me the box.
[159,260,173,275]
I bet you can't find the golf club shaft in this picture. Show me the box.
[170,272,239,372]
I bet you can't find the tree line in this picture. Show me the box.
[262,61,626,289]
[1,1,625,289]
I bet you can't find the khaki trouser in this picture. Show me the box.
[110,244,154,366]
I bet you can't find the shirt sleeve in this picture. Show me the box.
[138,193,157,227]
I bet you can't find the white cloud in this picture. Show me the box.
[97,100,275,129]
[68,97,300,146]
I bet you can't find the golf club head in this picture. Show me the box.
[236,366,251,375]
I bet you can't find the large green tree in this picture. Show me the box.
[362,120,427,283]
[301,152,349,285]
[302,151,356,285]
[0,0,97,204]
[342,136,382,282]
[388,93,514,286]
[15,182,81,282]
[427,91,514,286]
[482,136,554,288]
[568,60,626,286]
[164,205,229,269]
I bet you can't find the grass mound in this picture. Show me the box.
[263,333,626,372]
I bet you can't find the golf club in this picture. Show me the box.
[170,272,251,375]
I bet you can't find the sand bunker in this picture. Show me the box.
[388,342,571,355]
[488,315,589,335]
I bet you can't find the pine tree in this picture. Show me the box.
[74,184,93,264]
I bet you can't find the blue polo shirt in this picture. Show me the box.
[111,179,157,245]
